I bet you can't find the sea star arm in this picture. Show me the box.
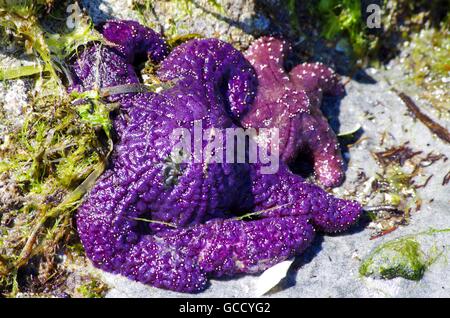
[157,39,257,122]
[244,37,291,90]
[288,62,345,187]
[69,21,169,134]
[295,106,345,187]
[70,20,168,92]
[98,20,169,64]
[124,215,315,291]
[289,62,345,98]
[247,164,361,233]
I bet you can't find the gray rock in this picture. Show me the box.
[80,0,295,49]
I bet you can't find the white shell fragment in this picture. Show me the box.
[254,259,294,297]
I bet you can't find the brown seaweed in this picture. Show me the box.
[394,90,450,144]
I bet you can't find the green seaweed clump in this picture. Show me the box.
[0,1,113,296]
[0,90,112,296]
[359,237,426,280]
[381,164,417,209]
[0,0,103,92]
[360,229,450,281]
[310,0,376,58]
[76,279,108,298]
[404,20,450,117]
[307,0,449,62]
[364,143,426,237]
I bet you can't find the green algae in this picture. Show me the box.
[287,0,300,32]
[383,164,416,207]
[0,1,113,297]
[309,0,375,59]
[0,0,103,89]
[0,91,113,296]
[404,22,450,116]
[360,237,426,280]
[367,143,426,235]
[360,228,450,280]
[307,0,449,62]
[76,279,108,298]
[370,162,418,227]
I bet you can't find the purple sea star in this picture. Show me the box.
[242,37,345,188]
[72,20,362,293]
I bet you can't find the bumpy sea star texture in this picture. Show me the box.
[73,20,362,292]
[242,37,345,188]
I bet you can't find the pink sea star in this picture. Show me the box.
[242,37,346,187]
